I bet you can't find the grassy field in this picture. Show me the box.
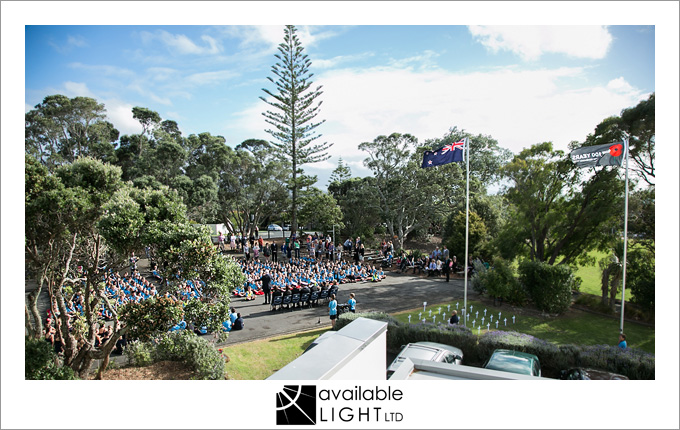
[222,327,330,380]
[391,299,655,354]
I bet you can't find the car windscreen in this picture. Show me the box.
[399,346,438,361]
[486,355,534,375]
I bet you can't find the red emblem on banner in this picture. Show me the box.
[609,143,623,157]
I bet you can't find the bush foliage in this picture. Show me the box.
[123,331,226,380]
[518,260,578,314]
[25,337,78,380]
[337,313,654,379]
[472,258,526,305]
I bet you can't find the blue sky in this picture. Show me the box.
[24,23,656,186]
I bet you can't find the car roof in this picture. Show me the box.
[573,368,629,380]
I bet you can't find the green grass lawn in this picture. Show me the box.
[392,299,655,354]
[222,327,330,380]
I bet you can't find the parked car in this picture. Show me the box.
[483,349,541,377]
[387,342,463,378]
[560,367,629,380]
[267,224,283,231]
[282,224,291,231]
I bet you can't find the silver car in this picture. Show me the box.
[387,341,463,378]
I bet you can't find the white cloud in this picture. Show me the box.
[103,98,143,136]
[142,30,222,55]
[607,77,635,94]
[62,81,96,98]
[185,69,239,86]
[69,62,135,77]
[66,35,87,48]
[48,34,88,53]
[313,52,375,69]
[468,26,613,61]
[223,25,342,53]
[240,65,647,167]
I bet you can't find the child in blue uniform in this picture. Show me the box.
[348,293,356,313]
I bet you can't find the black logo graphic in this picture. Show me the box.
[276,385,316,425]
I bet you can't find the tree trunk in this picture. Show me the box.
[609,274,621,312]
[601,267,610,306]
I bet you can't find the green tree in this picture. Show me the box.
[359,132,450,249]
[25,94,119,169]
[584,93,655,186]
[328,157,352,187]
[261,25,333,238]
[627,248,655,311]
[627,187,655,253]
[298,187,344,234]
[218,143,288,237]
[443,210,488,261]
[498,142,624,265]
[328,176,381,241]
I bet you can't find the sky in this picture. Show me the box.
[3,2,680,429]
[24,23,655,187]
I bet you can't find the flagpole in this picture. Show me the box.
[463,137,470,326]
[620,136,630,334]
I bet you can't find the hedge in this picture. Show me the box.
[336,312,654,379]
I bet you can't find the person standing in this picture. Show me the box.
[443,257,452,282]
[218,231,225,251]
[618,333,627,349]
[271,242,278,263]
[259,271,272,305]
[348,293,356,313]
[328,294,338,328]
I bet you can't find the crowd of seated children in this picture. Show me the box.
[234,256,385,299]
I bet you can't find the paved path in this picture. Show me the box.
[219,271,477,346]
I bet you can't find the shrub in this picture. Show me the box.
[518,260,576,314]
[124,340,154,367]
[154,331,226,380]
[578,344,655,380]
[25,337,78,380]
[473,258,525,305]
[471,261,489,294]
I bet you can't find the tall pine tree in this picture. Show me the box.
[260,25,332,237]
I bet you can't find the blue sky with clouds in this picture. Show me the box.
[25,23,655,186]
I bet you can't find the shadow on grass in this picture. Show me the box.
[266,327,331,352]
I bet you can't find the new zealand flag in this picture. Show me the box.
[421,139,465,168]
